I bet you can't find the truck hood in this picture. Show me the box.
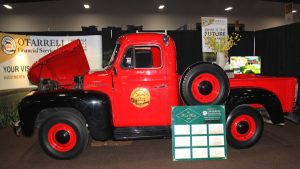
[28,40,90,86]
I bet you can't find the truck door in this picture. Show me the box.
[113,45,169,127]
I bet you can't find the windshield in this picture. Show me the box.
[105,43,120,69]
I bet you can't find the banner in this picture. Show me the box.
[0,33,102,90]
[201,17,227,53]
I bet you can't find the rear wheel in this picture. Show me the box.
[226,105,264,149]
[39,114,89,159]
[180,63,229,105]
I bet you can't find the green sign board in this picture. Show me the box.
[172,105,227,160]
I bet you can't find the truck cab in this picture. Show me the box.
[84,33,179,127]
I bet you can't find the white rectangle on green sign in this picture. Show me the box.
[192,148,208,158]
[175,148,191,159]
[191,124,207,134]
[172,105,227,161]
[209,147,225,158]
[209,136,225,146]
[175,137,190,147]
[209,124,224,134]
[192,136,208,146]
[174,125,190,135]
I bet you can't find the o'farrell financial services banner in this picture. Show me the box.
[0,33,102,90]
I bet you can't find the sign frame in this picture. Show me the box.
[172,105,227,161]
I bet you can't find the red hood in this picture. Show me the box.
[28,39,90,86]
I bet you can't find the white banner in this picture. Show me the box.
[201,17,228,52]
[0,33,102,90]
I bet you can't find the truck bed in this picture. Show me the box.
[230,74,297,113]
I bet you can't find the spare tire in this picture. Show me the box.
[180,63,229,105]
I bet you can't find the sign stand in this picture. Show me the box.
[172,105,227,160]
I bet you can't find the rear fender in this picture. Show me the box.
[226,88,284,124]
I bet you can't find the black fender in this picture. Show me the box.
[225,88,284,124]
[18,89,112,140]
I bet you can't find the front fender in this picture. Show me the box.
[18,89,112,140]
[225,88,284,124]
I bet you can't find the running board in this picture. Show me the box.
[113,126,171,140]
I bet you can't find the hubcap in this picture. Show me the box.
[191,73,221,103]
[236,121,249,134]
[231,114,257,142]
[48,123,77,152]
[199,81,213,95]
[55,130,70,144]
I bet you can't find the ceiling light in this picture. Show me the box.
[158,5,165,10]
[3,4,13,9]
[224,6,233,11]
[84,4,90,9]
[292,10,297,13]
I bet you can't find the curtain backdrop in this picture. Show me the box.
[168,31,203,74]
[256,23,300,77]
[229,31,255,56]
[256,22,300,104]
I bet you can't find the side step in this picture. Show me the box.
[114,126,171,140]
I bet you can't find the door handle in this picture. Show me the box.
[154,84,166,88]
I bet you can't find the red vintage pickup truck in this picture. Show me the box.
[18,33,298,159]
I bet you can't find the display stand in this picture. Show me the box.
[172,105,227,160]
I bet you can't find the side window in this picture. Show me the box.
[122,48,134,68]
[121,46,162,69]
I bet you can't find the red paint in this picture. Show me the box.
[231,114,256,142]
[151,47,161,67]
[48,123,77,152]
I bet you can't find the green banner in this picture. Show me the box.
[172,105,227,160]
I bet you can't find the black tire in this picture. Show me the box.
[226,105,264,149]
[39,114,89,159]
[180,63,229,105]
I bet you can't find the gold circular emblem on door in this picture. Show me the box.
[130,87,151,108]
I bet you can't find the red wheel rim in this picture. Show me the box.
[231,115,257,142]
[48,123,77,152]
[191,73,220,103]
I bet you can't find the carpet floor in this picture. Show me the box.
[1,120,300,169]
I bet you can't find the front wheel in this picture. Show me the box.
[226,105,264,149]
[39,114,89,159]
